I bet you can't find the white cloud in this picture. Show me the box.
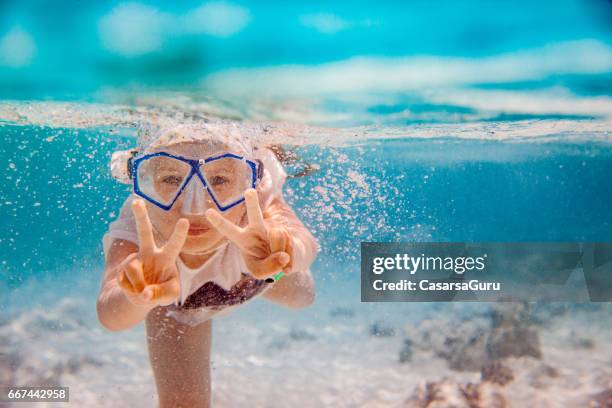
[183,2,250,37]
[98,2,171,57]
[300,13,350,34]
[0,26,36,67]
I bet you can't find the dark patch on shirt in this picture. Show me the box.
[179,273,270,310]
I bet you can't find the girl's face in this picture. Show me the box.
[142,142,248,254]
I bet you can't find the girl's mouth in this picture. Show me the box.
[188,225,209,236]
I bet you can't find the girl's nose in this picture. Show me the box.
[181,178,210,216]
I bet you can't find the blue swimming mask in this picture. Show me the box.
[131,151,259,214]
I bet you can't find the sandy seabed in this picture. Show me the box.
[1,283,611,408]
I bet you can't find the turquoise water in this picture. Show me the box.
[1,0,611,405]
[1,0,611,98]
[1,123,611,291]
[1,118,611,405]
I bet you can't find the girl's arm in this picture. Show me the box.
[261,197,319,309]
[96,239,154,331]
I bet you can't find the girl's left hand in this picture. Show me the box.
[205,188,293,279]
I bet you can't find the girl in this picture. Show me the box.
[96,123,319,407]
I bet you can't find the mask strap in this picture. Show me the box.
[127,150,139,180]
[256,159,264,180]
[110,149,138,184]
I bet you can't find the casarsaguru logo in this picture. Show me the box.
[371,279,501,292]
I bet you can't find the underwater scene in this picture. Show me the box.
[1,0,612,407]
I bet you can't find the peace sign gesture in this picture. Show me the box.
[117,199,189,306]
[205,189,293,279]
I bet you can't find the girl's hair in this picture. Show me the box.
[135,124,318,178]
[266,144,318,179]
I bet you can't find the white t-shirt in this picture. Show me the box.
[102,148,294,324]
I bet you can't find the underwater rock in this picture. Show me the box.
[460,382,508,408]
[568,333,595,350]
[267,337,290,350]
[329,306,355,318]
[527,363,560,389]
[402,303,541,372]
[586,389,612,408]
[486,323,541,360]
[64,356,103,374]
[404,379,508,408]
[441,332,488,372]
[288,327,316,341]
[481,361,514,386]
[399,338,412,363]
[404,379,468,408]
[486,303,542,361]
[369,321,396,337]
[402,315,490,371]
[264,327,315,350]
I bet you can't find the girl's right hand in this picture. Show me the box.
[117,199,189,307]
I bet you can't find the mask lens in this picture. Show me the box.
[136,156,192,206]
[201,157,254,208]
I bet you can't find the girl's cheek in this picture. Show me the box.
[228,207,247,227]
[148,206,180,238]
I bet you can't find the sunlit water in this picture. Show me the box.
[0,93,610,406]
[1,0,612,404]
